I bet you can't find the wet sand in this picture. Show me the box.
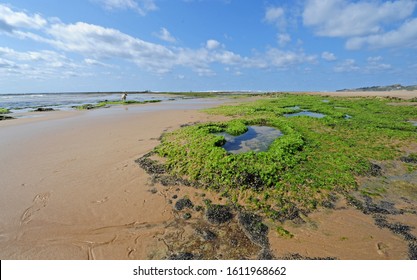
[0,93,415,259]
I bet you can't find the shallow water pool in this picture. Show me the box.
[284,111,326,118]
[217,126,283,154]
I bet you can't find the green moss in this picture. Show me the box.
[150,93,417,219]
[276,226,294,238]
[0,108,11,114]
[74,99,161,110]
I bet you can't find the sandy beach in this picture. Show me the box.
[0,92,416,260]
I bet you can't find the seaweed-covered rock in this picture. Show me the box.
[205,204,233,224]
[281,253,336,260]
[409,242,417,260]
[238,212,269,248]
[196,228,217,241]
[0,115,14,121]
[33,107,54,112]
[369,163,382,176]
[258,249,275,260]
[135,155,166,175]
[374,214,416,241]
[168,252,194,260]
[400,155,417,164]
[183,213,192,220]
[174,198,194,211]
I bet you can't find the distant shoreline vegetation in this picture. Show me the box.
[337,84,417,92]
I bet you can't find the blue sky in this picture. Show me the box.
[0,0,417,93]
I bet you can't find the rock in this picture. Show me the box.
[196,228,217,241]
[174,198,194,211]
[0,115,14,121]
[33,107,54,112]
[205,204,233,224]
[369,163,382,176]
[238,212,269,248]
[168,252,194,260]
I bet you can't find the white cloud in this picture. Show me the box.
[0,4,319,79]
[277,33,291,47]
[321,51,336,61]
[265,6,286,30]
[334,59,360,72]
[365,56,391,71]
[265,48,317,68]
[303,0,416,37]
[346,18,417,49]
[0,4,47,32]
[46,22,177,72]
[0,46,82,78]
[94,0,157,15]
[206,39,221,50]
[154,27,176,43]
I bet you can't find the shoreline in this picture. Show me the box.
[0,92,415,259]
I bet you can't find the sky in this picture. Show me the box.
[0,0,417,93]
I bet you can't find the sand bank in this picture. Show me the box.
[0,93,414,259]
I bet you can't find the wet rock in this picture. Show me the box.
[400,155,417,164]
[205,204,233,224]
[174,198,194,211]
[135,155,166,175]
[168,252,194,260]
[369,163,382,176]
[33,107,54,112]
[196,228,217,241]
[258,249,275,260]
[363,196,391,215]
[238,212,269,248]
[409,242,417,260]
[194,205,204,212]
[281,253,336,260]
[237,171,264,190]
[373,214,417,241]
[183,213,192,220]
[0,115,14,121]
[230,239,238,247]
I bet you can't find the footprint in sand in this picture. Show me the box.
[20,192,50,225]
[376,242,389,256]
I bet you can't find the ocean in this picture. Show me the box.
[0,92,174,113]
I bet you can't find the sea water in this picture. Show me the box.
[0,92,174,113]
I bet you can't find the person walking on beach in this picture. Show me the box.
[121,92,128,102]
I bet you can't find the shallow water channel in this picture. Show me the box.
[284,111,326,118]
[216,126,283,154]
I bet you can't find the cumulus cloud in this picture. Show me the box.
[334,59,360,72]
[0,4,319,78]
[0,46,81,78]
[365,56,391,71]
[0,4,47,32]
[94,0,157,15]
[321,51,336,61]
[206,39,221,50]
[277,33,291,47]
[303,0,416,38]
[346,18,417,49]
[154,27,176,43]
[46,22,178,73]
[264,6,286,30]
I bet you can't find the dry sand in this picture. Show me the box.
[0,92,414,259]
